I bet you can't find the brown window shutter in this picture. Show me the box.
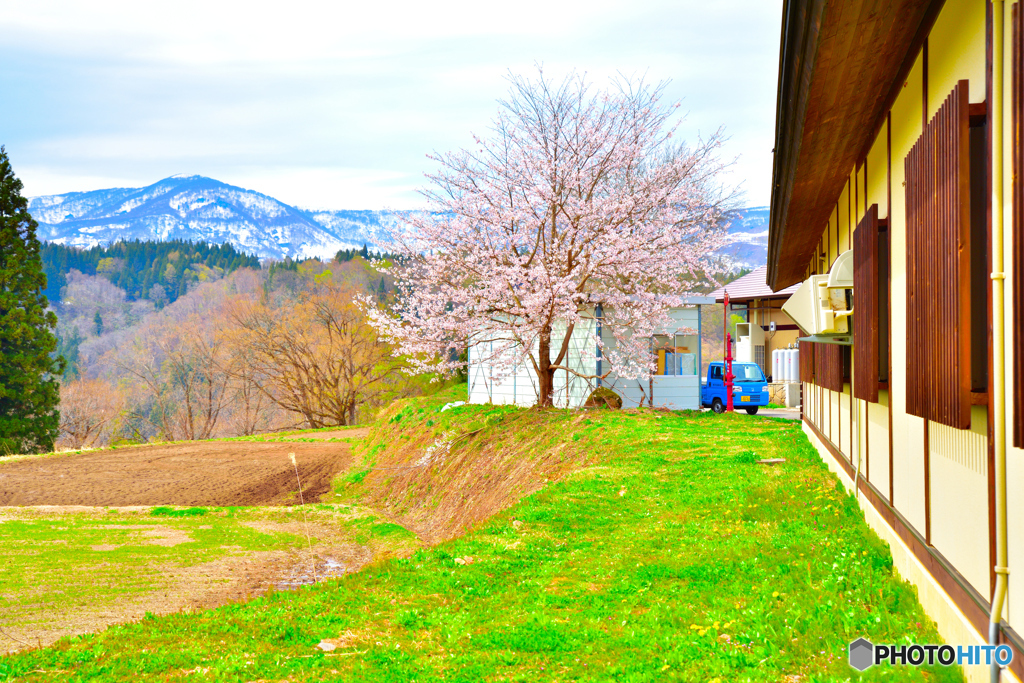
[853,204,880,403]
[904,80,972,430]
[799,340,815,382]
[1013,5,1024,447]
[815,342,843,393]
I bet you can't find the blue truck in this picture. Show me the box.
[701,361,770,415]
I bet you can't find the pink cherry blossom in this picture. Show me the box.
[362,68,733,406]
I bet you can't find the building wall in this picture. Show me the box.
[468,317,598,409]
[752,300,801,368]
[792,1,1024,678]
[602,306,702,410]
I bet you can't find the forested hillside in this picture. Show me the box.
[41,240,260,306]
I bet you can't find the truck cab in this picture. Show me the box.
[701,361,769,415]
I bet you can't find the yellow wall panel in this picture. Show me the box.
[855,166,865,223]
[866,399,890,497]
[838,179,851,257]
[927,0,986,119]
[854,397,867,482]
[1008,445,1024,625]
[839,390,851,458]
[828,204,839,268]
[928,421,990,597]
[866,127,889,219]
[995,4,1024,632]
[888,49,926,533]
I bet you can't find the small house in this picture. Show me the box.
[467,298,713,410]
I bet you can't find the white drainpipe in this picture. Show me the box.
[990,1,1011,681]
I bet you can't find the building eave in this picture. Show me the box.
[767,0,946,290]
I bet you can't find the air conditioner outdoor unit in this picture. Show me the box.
[781,249,854,345]
[735,322,766,372]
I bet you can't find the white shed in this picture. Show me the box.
[467,297,713,410]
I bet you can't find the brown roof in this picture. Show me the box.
[767,0,941,289]
[707,266,800,303]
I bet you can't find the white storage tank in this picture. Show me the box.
[791,347,800,383]
[783,349,794,382]
[772,349,782,382]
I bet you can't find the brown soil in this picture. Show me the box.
[0,432,367,507]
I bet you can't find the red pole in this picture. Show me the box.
[724,291,734,413]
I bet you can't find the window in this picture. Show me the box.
[904,79,974,430]
[734,363,766,383]
[654,333,698,376]
[710,365,723,381]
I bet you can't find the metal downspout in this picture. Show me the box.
[991,1,1011,680]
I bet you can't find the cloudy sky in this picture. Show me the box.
[1,1,783,210]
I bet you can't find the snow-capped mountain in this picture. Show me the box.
[717,206,769,270]
[29,175,391,260]
[29,175,770,269]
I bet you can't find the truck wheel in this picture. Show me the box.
[712,398,725,414]
[745,407,759,415]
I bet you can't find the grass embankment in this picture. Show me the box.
[1,387,961,681]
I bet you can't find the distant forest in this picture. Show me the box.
[41,240,261,305]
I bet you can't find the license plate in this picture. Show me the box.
[741,396,750,402]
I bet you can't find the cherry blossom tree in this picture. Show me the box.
[364,69,732,406]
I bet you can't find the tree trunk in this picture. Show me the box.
[537,329,555,407]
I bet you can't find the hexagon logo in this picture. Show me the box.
[849,638,874,671]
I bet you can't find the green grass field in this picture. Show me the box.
[0,387,962,682]
[0,503,419,656]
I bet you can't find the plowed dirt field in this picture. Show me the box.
[0,434,362,507]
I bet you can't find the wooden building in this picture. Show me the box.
[769,1,1022,680]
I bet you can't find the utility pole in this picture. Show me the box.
[724,291,735,413]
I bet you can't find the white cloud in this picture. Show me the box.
[230,167,423,210]
[3,1,784,209]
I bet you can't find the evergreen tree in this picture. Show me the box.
[55,327,83,379]
[93,310,103,336]
[0,147,62,454]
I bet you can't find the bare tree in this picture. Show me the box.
[57,377,125,449]
[221,336,281,435]
[117,318,231,441]
[229,282,407,427]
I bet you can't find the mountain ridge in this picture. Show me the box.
[29,175,768,268]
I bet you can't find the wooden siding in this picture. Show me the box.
[905,81,973,430]
[799,340,815,382]
[816,343,844,393]
[1014,3,1024,447]
[853,204,881,403]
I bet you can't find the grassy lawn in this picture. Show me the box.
[0,504,418,655]
[0,388,962,682]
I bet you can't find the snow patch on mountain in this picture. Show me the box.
[29,175,770,270]
[28,176,389,261]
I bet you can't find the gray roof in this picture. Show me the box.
[707,266,800,303]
